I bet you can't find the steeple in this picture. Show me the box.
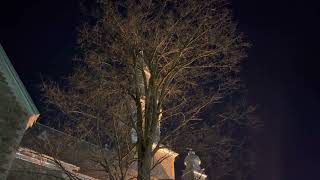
[182,150,207,180]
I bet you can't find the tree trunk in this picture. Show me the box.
[137,143,152,180]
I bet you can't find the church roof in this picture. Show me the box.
[0,43,39,128]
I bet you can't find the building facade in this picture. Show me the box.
[0,43,39,179]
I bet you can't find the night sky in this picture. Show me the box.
[1,0,320,180]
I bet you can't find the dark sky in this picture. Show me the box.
[1,0,320,180]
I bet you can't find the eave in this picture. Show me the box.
[0,43,39,128]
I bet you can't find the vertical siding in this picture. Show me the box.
[0,71,28,179]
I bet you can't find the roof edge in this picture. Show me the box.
[0,43,39,118]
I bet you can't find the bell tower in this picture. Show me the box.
[182,150,207,180]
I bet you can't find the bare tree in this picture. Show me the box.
[42,0,249,179]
